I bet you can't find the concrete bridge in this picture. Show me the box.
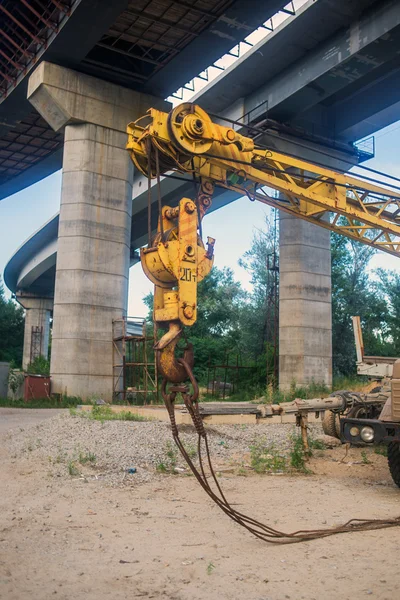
[3,0,400,399]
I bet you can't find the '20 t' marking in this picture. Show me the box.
[180,267,196,282]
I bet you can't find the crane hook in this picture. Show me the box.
[155,322,194,383]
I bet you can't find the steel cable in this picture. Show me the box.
[170,415,400,544]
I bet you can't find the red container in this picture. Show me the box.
[24,375,51,401]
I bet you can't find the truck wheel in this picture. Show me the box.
[322,410,340,439]
[387,442,400,488]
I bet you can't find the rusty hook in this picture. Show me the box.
[155,322,194,383]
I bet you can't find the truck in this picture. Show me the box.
[341,364,400,486]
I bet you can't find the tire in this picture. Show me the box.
[387,442,400,488]
[322,410,341,439]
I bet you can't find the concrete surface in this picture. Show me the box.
[279,212,332,390]
[0,408,66,435]
[0,363,9,399]
[16,295,53,370]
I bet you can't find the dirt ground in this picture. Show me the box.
[1,409,400,600]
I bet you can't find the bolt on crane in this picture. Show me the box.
[126,103,400,540]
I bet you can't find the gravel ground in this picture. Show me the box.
[4,412,323,486]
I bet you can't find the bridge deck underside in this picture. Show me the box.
[0,0,286,198]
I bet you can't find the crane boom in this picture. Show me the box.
[126,102,399,389]
[127,103,400,257]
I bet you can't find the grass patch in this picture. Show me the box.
[258,375,367,405]
[207,562,215,575]
[332,375,369,393]
[68,460,80,477]
[0,396,82,409]
[72,405,150,422]
[78,451,96,465]
[289,435,312,474]
[374,445,388,457]
[361,450,371,464]
[251,434,321,475]
[308,437,326,451]
[250,439,287,474]
[156,441,179,474]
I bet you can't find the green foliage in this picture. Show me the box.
[250,439,287,473]
[68,460,80,477]
[238,217,278,365]
[83,405,150,422]
[331,233,388,376]
[156,441,178,473]
[0,395,82,408]
[78,451,96,465]
[361,450,371,464]
[262,380,330,404]
[375,270,400,356]
[26,356,50,376]
[145,266,246,383]
[0,278,24,366]
[7,367,24,397]
[207,562,215,575]
[308,437,326,451]
[289,435,312,473]
[374,445,388,457]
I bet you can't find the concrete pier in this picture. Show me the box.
[16,294,53,370]
[279,213,332,390]
[27,62,168,400]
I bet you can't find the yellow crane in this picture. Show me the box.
[126,103,400,540]
[127,103,400,399]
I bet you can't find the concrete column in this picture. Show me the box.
[27,62,169,400]
[16,294,53,370]
[279,213,332,390]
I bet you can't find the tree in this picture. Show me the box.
[375,270,400,356]
[0,278,24,366]
[331,234,387,375]
[144,266,246,382]
[239,217,278,360]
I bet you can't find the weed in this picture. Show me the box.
[87,405,150,422]
[0,396,82,409]
[182,442,197,460]
[26,356,50,376]
[237,466,248,477]
[156,441,178,474]
[289,435,311,473]
[207,562,215,575]
[250,439,287,474]
[78,451,96,465]
[374,445,388,457]
[361,450,371,464]
[308,437,326,451]
[68,461,80,477]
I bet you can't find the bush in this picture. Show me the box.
[26,356,50,376]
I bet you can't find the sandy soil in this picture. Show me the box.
[1,410,400,600]
[0,408,66,434]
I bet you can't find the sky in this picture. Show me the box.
[1,0,400,316]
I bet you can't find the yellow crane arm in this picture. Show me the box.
[126,102,400,385]
[128,103,400,257]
